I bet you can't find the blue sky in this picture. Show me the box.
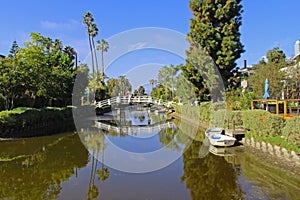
[1,0,299,78]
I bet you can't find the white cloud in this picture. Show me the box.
[128,42,148,51]
[41,19,81,30]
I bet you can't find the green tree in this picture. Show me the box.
[96,39,109,78]
[149,79,157,94]
[83,12,96,74]
[115,76,132,96]
[88,71,107,101]
[63,46,77,69]
[1,32,77,108]
[106,78,119,97]
[90,23,99,73]
[249,47,286,99]
[183,0,244,100]
[284,63,300,99]
[0,57,23,110]
[9,40,19,58]
[138,86,145,96]
[73,63,89,106]
[158,65,178,100]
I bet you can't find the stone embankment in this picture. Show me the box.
[243,137,300,174]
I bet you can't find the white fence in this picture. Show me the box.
[96,96,172,109]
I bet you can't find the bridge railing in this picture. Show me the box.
[95,95,187,109]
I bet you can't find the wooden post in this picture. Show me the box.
[276,100,279,115]
[233,120,236,135]
[284,99,287,117]
[251,100,254,110]
[297,101,300,115]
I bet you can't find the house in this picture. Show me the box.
[294,40,300,61]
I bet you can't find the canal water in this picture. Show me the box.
[0,106,299,200]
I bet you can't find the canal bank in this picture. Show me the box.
[242,138,300,175]
[169,109,300,175]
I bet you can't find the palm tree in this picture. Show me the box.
[83,12,95,74]
[90,23,99,73]
[118,75,132,96]
[96,137,110,182]
[158,65,178,100]
[149,79,156,92]
[63,46,77,69]
[96,39,109,78]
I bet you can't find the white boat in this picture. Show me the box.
[205,127,236,147]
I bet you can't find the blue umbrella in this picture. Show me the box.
[263,79,270,99]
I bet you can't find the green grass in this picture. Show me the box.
[247,133,300,154]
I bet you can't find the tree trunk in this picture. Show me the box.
[88,36,95,74]
[92,37,99,73]
[101,51,104,77]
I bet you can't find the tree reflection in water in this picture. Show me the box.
[180,141,243,200]
[0,133,89,200]
[80,129,110,200]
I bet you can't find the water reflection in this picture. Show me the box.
[78,106,192,173]
[1,106,300,199]
[180,141,243,200]
[0,133,89,200]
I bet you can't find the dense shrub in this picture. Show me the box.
[225,110,243,127]
[282,116,300,146]
[0,107,73,134]
[242,110,285,137]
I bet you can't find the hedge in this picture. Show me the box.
[0,107,73,134]
[242,110,285,137]
[282,116,300,146]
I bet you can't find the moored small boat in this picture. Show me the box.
[205,127,236,147]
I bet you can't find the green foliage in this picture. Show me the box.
[242,110,285,137]
[284,62,300,99]
[106,76,132,97]
[248,47,286,99]
[0,107,73,135]
[226,88,255,110]
[88,71,108,101]
[175,102,212,124]
[83,12,98,74]
[96,38,109,76]
[282,116,300,146]
[138,86,145,95]
[225,110,243,127]
[183,0,244,100]
[0,33,77,110]
[150,85,172,100]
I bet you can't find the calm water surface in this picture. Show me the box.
[1,106,299,200]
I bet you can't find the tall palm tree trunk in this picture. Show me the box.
[92,37,99,73]
[88,36,95,74]
[101,50,104,76]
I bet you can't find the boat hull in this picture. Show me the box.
[205,127,236,147]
